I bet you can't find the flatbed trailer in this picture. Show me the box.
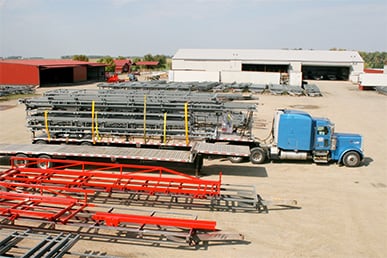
[0,142,250,176]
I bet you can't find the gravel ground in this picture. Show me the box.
[0,80,386,258]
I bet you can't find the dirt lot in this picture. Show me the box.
[0,81,386,257]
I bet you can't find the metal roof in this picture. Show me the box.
[173,49,364,63]
[114,60,131,66]
[0,59,105,67]
[135,61,159,66]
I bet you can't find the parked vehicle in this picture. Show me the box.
[5,89,364,169]
[251,109,363,167]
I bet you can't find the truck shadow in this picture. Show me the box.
[201,164,268,177]
[362,157,373,167]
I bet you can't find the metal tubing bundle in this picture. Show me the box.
[0,85,35,97]
[96,81,321,96]
[22,89,257,143]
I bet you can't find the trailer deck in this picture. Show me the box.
[0,142,250,175]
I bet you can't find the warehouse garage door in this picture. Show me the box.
[302,65,350,80]
[39,65,87,85]
[40,67,74,85]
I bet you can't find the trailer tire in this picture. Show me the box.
[250,147,266,164]
[342,151,361,167]
[36,155,53,169]
[35,140,47,144]
[14,154,29,168]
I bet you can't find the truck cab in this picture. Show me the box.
[270,109,363,167]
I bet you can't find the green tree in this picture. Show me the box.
[131,57,141,72]
[97,56,115,72]
[142,54,168,70]
[154,54,167,69]
[72,55,89,62]
[359,51,387,68]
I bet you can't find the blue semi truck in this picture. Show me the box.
[246,109,364,167]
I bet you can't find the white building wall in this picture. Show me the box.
[171,49,364,85]
[221,71,280,84]
[359,73,387,87]
[288,62,302,86]
[289,62,302,72]
[170,70,219,82]
[289,72,302,86]
[172,60,240,72]
[349,62,364,83]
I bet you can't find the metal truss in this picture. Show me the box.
[0,191,245,248]
[0,157,266,212]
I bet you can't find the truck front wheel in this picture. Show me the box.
[250,147,266,164]
[342,151,361,167]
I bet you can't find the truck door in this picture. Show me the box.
[315,126,331,150]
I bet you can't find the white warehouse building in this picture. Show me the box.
[169,49,364,86]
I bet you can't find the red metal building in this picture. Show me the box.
[0,59,106,86]
[114,59,132,73]
[134,61,159,67]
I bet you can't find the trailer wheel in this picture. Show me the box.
[35,140,47,144]
[14,154,29,168]
[342,151,361,167]
[250,147,266,164]
[228,156,245,163]
[36,155,53,169]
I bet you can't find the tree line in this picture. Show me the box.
[70,54,171,72]
[358,52,387,68]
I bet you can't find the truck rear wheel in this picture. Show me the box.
[342,151,361,167]
[250,147,266,164]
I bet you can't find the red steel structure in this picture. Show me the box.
[0,191,88,223]
[0,191,215,230]
[0,157,268,213]
[0,190,245,247]
[1,157,221,199]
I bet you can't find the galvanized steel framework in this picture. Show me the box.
[22,88,256,146]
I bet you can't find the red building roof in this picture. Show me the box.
[114,60,131,66]
[134,61,159,66]
[364,68,383,74]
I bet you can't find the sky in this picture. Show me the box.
[0,0,386,58]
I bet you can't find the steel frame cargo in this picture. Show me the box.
[0,192,245,248]
[0,157,271,212]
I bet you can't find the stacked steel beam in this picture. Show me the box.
[22,88,257,142]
